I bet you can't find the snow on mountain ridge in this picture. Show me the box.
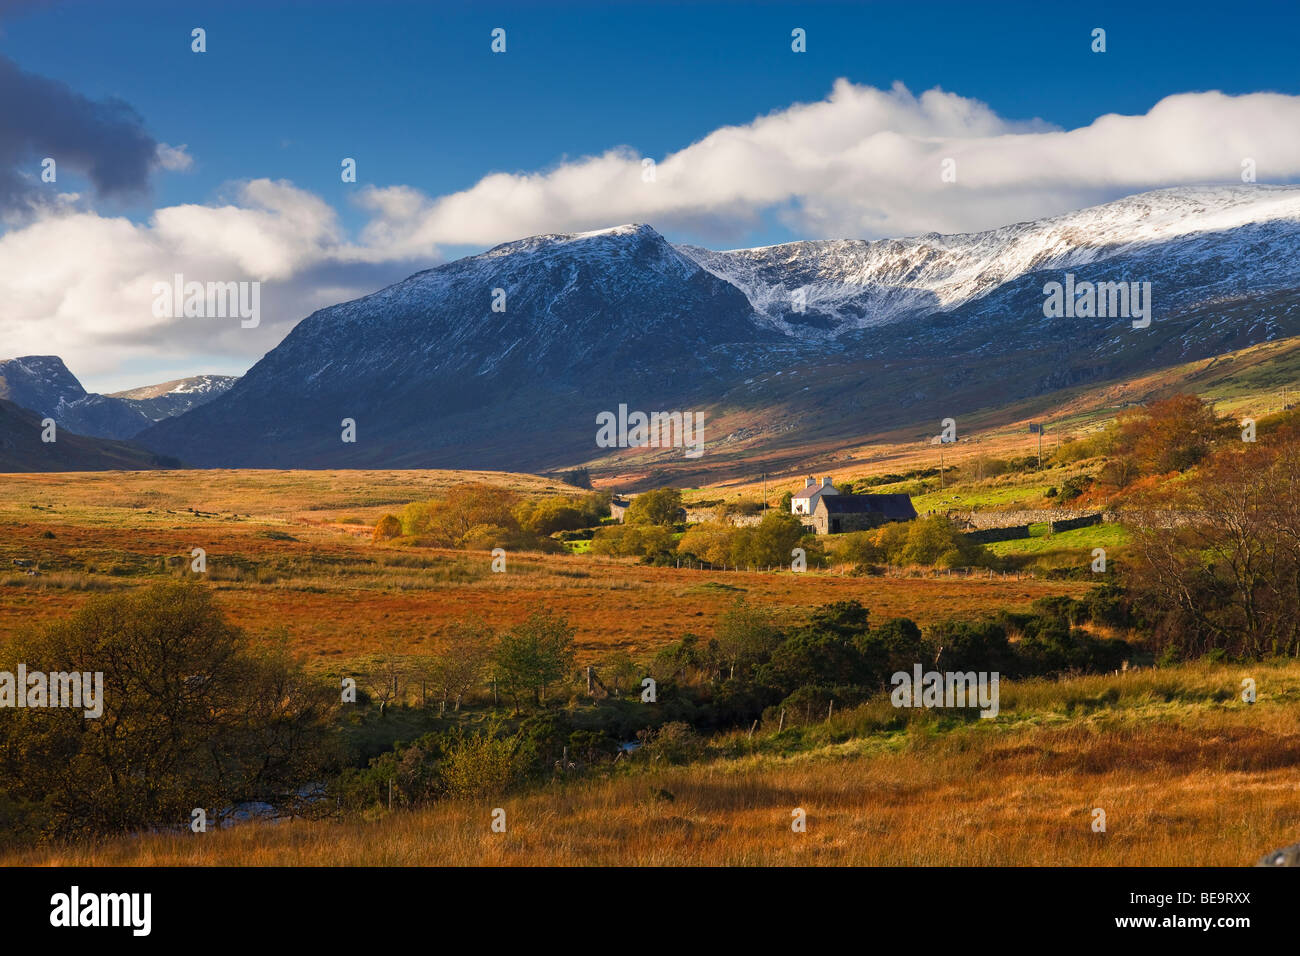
[676,185,1300,336]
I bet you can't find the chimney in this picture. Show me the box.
[805,477,815,488]
[822,476,832,487]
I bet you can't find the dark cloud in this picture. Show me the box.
[0,52,158,213]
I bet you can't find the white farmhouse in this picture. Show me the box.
[790,476,837,515]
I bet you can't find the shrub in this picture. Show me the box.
[440,724,532,798]
[373,514,402,541]
[636,721,700,764]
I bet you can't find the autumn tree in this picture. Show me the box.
[1125,432,1300,659]
[1116,394,1227,476]
[373,514,402,541]
[626,487,683,526]
[430,619,496,710]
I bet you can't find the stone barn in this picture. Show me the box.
[807,493,917,534]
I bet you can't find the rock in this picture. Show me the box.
[1256,842,1300,866]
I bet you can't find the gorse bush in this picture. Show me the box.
[440,723,532,798]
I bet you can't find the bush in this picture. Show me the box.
[440,724,532,798]
[373,514,402,541]
[636,721,700,764]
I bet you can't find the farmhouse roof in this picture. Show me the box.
[793,478,834,499]
[819,493,917,520]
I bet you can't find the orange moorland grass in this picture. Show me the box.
[0,549,1088,661]
[8,663,1300,867]
[0,467,1090,661]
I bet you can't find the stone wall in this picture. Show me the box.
[949,509,1115,530]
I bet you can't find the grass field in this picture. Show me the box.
[986,522,1131,558]
[0,470,1087,663]
[8,660,1296,866]
[0,448,1284,868]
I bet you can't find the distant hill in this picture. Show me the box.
[0,356,238,440]
[108,375,240,422]
[0,399,179,472]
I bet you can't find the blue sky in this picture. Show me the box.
[8,0,1300,245]
[4,0,1300,390]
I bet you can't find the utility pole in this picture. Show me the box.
[939,446,944,491]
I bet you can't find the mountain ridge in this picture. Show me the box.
[83,185,1300,472]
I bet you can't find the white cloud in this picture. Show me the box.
[359,81,1300,248]
[154,143,194,173]
[0,179,416,389]
[5,80,1300,390]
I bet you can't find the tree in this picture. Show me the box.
[516,497,587,535]
[431,619,496,710]
[0,582,337,839]
[590,523,675,558]
[738,512,808,567]
[626,487,683,526]
[361,640,413,713]
[1116,394,1227,475]
[759,602,873,694]
[676,522,735,566]
[899,515,987,567]
[715,599,782,680]
[1126,434,1300,659]
[402,484,523,545]
[492,612,577,711]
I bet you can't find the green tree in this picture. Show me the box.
[715,599,782,680]
[626,487,683,526]
[492,612,577,711]
[0,582,337,839]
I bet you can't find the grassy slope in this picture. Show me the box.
[676,333,1300,506]
[10,660,1297,866]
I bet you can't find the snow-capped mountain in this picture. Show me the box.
[0,356,152,440]
[0,357,239,440]
[135,185,1300,471]
[678,185,1300,336]
[108,375,240,422]
[140,223,769,467]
